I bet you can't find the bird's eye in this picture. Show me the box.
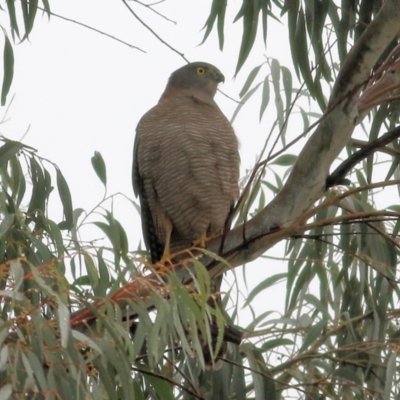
[196,67,206,75]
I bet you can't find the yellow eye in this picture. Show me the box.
[196,67,206,75]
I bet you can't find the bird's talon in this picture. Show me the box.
[192,234,208,248]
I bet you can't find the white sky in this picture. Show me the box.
[2,1,393,329]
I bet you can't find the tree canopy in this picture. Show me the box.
[1,1,400,399]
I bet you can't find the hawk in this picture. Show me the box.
[132,62,241,367]
[132,62,240,263]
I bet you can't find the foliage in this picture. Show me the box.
[1,1,400,399]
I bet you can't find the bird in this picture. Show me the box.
[132,62,241,368]
[132,62,240,264]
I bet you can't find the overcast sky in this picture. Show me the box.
[1,1,367,325]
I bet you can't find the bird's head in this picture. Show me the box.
[167,62,225,98]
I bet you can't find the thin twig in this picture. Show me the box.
[132,0,176,23]
[121,0,188,62]
[31,3,145,52]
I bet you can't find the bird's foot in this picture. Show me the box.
[192,231,221,249]
[154,249,178,273]
[192,233,209,248]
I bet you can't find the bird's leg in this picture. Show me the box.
[156,219,173,268]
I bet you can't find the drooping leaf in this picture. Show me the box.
[259,76,270,121]
[21,0,39,41]
[201,0,227,50]
[56,168,73,229]
[286,0,300,78]
[231,81,263,123]
[5,0,20,39]
[239,64,264,98]
[91,151,107,187]
[0,214,14,240]
[244,272,287,307]
[243,344,277,400]
[294,7,315,98]
[41,0,51,16]
[1,31,14,106]
[234,1,260,75]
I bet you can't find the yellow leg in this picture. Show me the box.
[192,233,208,248]
[157,220,173,266]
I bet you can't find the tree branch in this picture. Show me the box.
[326,125,400,188]
[207,0,400,268]
[121,0,188,62]
[33,3,145,52]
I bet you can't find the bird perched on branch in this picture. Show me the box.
[132,62,240,264]
[132,62,241,367]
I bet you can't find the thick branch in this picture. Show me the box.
[206,0,400,268]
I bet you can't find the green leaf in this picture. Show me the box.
[101,340,135,400]
[239,64,264,98]
[143,369,175,400]
[234,1,259,75]
[231,350,246,400]
[231,81,262,123]
[384,352,396,400]
[298,320,326,353]
[262,338,294,351]
[21,0,38,41]
[281,66,292,114]
[56,168,73,229]
[0,289,25,301]
[26,351,48,391]
[41,0,51,16]
[244,273,287,307]
[5,0,20,39]
[201,0,226,50]
[9,154,26,207]
[96,249,110,297]
[294,7,315,98]
[83,252,99,288]
[307,291,330,321]
[287,249,312,311]
[259,76,270,121]
[243,344,277,400]
[91,151,107,187]
[94,211,129,258]
[44,218,65,260]
[287,0,300,78]
[271,154,297,166]
[0,384,12,399]
[299,107,310,132]
[1,31,14,106]
[57,302,70,348]
[0,214,14,239]
[10,259,24,291]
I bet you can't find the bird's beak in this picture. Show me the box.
[213,70,225,84]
